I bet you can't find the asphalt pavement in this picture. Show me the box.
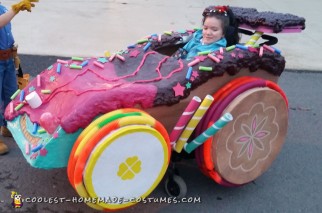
[1,0,322,212]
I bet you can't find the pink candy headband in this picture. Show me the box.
[202,6,229,17]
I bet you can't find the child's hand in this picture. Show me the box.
[11,0,39,14]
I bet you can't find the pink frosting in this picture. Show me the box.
[5,57,158,133]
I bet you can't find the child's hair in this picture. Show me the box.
[202,6,240,46]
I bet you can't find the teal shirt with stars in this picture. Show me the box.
[182,30,226,61]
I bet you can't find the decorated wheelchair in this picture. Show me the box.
[5,6,305,211]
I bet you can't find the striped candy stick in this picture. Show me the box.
[245,31,263,46]
[184,113,233,154]
[169,96,202,146]
[174,95,214,153]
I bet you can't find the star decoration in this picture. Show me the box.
[238,53,244,59]
[29,86,36,92]
[50,76,56,82]
[97,57,108,63]
[230,53,236,58]
[130,49,141,57]
[39,148,48,156]
[173,82,185,97]
[195,55,208,62]
[52,131,59,139]
[186,82,192,89]
[192,71,199,78]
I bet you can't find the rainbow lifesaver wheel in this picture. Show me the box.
[67,109,171,211]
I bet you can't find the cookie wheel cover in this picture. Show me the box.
[73,114,169,210]
[84,125,168,209]
[196,79,288,186]
[67,108,151,186]
[195,77,257,186]
[213,87,288,184]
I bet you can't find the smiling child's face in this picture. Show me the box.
[202,16,224,45]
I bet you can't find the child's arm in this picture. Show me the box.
[0,9,16,28]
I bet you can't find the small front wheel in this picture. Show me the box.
[164,175,187,198]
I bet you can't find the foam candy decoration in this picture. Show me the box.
[137,38,149,44]
[14,103,24,111]
[19,90,25,102]
[41,90,51,94]
[188,58,200,67]
[143,42,152,52]
[199,66,213,72]
[245,31,263,46]
[39,112,59,134]
[70,64,82,70]
[12,88,21,99]
[197,50,211,55]
[31,144,43,152]
[109,54,116,62]
[226,45,236,51]
[56,63,62,74]
[25,91,42,109]
[236,44,249,51]
[263,44,275,53]
[104,51,111,57]
[174,94,214,153]
[10,89,21,100]
[57,59,68,64]
[169,96,201,145]
[164,31,172,35]
[208,54,220,63]
[37,75,41,87]
[272,46,282,54]
[32,123,38,134]
[127,44,136,49]
[93,61,104,69]
[9,102,14,114]
[116,54,125,62]
[81,60,89,67]
[185,67,193,80]
[184,112,233,153]
[25,142,30,155]
[219,47,224,54]
[259,46,264,57]
[72,57,84,61]
[37,129,46,134]
[195,55,207,62]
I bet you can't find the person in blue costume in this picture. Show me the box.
[175,6,239,60]
[0,0,39,155]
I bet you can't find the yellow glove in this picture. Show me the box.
[11,0,39,14]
